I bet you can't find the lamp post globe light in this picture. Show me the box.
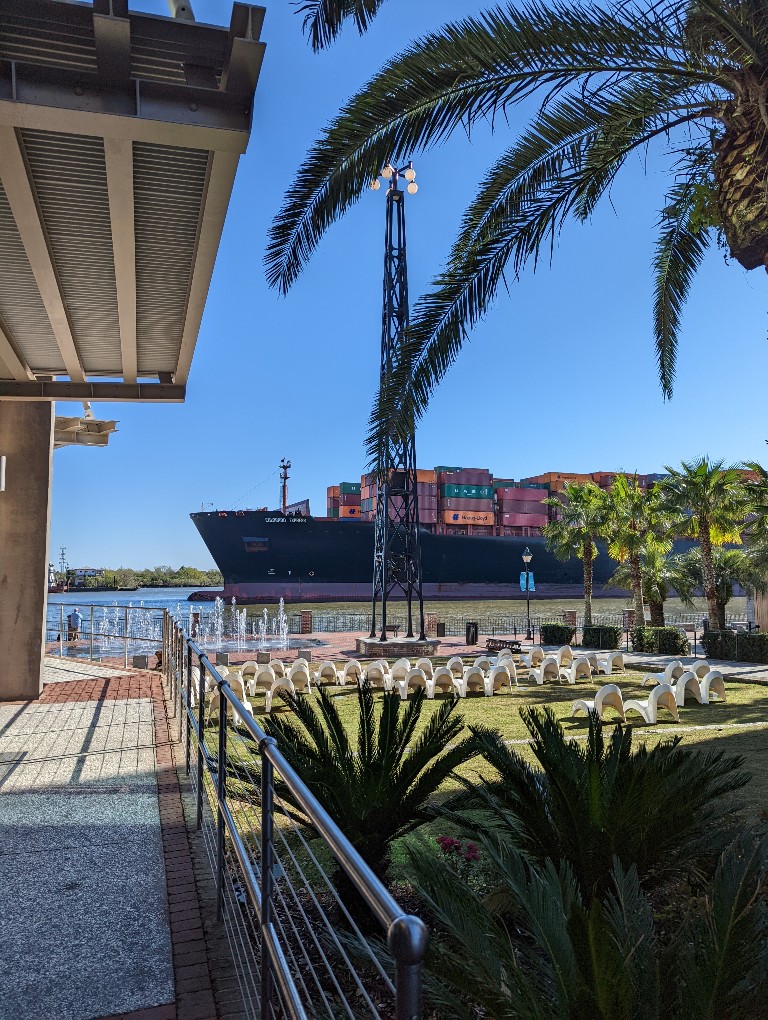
[522,546,533,641]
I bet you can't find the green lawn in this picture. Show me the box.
[238,668,768,810]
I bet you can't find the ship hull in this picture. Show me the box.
[190,510,692,604]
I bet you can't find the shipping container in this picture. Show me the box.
[416,469,437,483]
[440,484,494,499]
[339,505,361,518]
[327,485,340,497]
[434,465,463,475]
[327,508,339,518]
[492,478,517,489]
[442,510,495,525]
[338,493,361,506]
[497,499,547,514]
[494,486,544,501]
[441,498,494,512]
[420,509,438,524]
[339,481,361,494]
[418,496,438,509]
[498,512,549,527]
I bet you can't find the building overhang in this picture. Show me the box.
[0,0,265,400]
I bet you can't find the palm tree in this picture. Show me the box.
[262,683,477,882]
[406,830,768,1018]
[269,0,768,457]
[659,457,748,629]
[607,547,693,626]
[445,708,748,900]
[675,544,766,628]
[543,482,607,626]
[602,476,672,626]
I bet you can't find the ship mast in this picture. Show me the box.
[279,458,291,514]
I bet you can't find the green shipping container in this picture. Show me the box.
[440,484,494,499]
[339,481,361,494]
[328,508,339,518]
[434,466,463,475]
[493,479,517,490]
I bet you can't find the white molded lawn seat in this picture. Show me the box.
[390,658,411,685]
[265,677,295,714]
[641,659,684,687]
[561,656,592,684]
[227,672,255,726]
[671,670,704,707]
[430,667,455,698]
[293,657,310,669]
[571,683,626,722]
[314,660,340,685]
[340,659,362,684]
[473,656,492,673]
[363,662,390,690]
[269,659,286,677]
[241,661,258,683]
[690,659,713,679]
[492,649,515,666]
[521,646,544,669]
[251,666,276,696]
[557,646,574,669]
[485,664,512,696]
[287,663,311,692]
[700,669,726,704]
[596,651,624,675]
[415,657,433,677]
[529,656,560,685]
[454,666,485,697]
[398,667,428,700]
[446,656,464,679]
[625,684,679,724]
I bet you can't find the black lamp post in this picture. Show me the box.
[522,546,533,641]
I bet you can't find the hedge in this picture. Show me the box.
[581,625,623,650]
[540,623,576,645]
[631,627,690,656]
[702,630,768,663]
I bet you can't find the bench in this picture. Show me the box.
[385,624,400,638]
[486,638,522,655]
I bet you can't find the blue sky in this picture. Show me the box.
[51,0,768,570]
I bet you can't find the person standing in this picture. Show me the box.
[67,607,83,641]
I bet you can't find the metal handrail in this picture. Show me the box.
[179,634,428,1019]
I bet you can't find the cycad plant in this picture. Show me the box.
[659,457,748,628]
[407,829,768,1018]
[270,0,768,455]
[543,481,607,626]
[603,476,673,626]
[263,683,478,881]
[445,708,748,899]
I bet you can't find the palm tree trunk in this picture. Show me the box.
[716,600,727,630]
[583,540,593,627]
[698,522,720,629]
[630,553,644,627]
[649,600,665,627]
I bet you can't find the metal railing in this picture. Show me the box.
[46,603,164,666]
[161,614,428,1020]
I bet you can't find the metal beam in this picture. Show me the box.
[0,64,255,153]
[0,127,85,383]
[104,138,137,384]
[0,381,185,402]
[93,11,132,83]
[175,149,240,384]
[0,318,34,382]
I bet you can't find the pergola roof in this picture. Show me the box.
[0,0,264,402]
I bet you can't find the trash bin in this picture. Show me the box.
[466,621,479,645]
[436,622,446,637]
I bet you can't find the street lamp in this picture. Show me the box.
[522,546,533,641]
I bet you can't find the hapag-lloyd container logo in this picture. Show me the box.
[264,517,307,523]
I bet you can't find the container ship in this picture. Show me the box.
[190,463,674,603]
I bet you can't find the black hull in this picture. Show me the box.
[190,510,694,604]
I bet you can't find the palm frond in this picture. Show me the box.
[653,175,713,397]
[296,0,387,51]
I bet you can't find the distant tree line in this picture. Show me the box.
[69,565,222,589]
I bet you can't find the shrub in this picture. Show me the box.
[632,626,690,655]
[702,629,768,663]
[540,623,575,645]
[581,624,623,649]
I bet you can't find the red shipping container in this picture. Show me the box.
[338,493,361,506]
[420,509,438,523]
[495,486,541,500]
[498,512,549,527]
[418,496,438,509]
[497,499,547,514]
[441,498,494,512]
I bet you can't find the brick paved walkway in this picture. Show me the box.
[0,662,217,1020]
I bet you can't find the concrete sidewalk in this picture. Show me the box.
[0,660,214,1020]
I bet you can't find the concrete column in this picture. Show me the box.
[0,401,54,700]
